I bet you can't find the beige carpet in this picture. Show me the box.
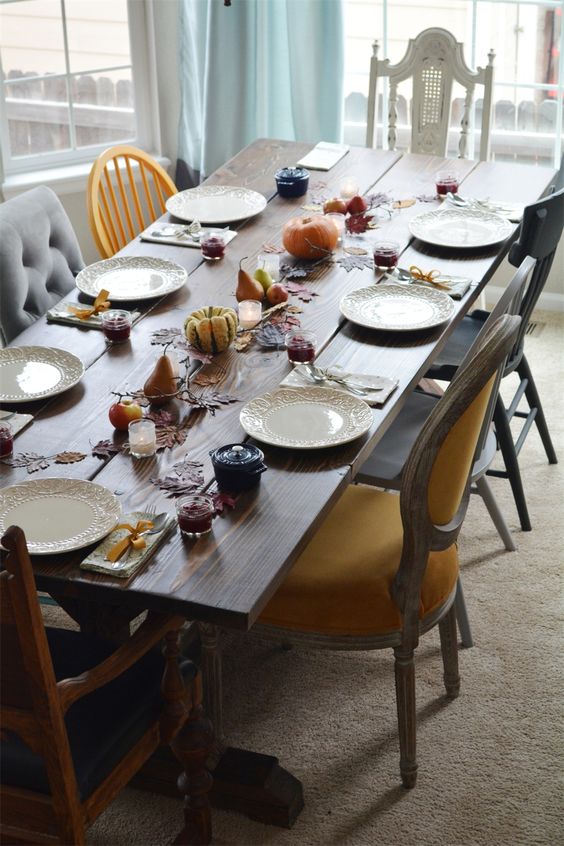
[49,312,563,845]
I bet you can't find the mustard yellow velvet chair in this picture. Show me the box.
[87,145,177,258]
[255,314,521,789]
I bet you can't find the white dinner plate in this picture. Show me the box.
[0,346,84,404]
[0,478,121,555]
[409,207,513,248]
[340,283,455,332]
[76,256,187,302]
[239,386,373,449]
[166,185,267,224]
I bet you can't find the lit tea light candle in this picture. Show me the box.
[238,299,262,329]
[339,177,359,199]
[257,253,280,281]
[325,212,346,243]
[128,419,157,458]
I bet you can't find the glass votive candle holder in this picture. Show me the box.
[128,418,157,458]
[200,231,226,261]
[373,241,400,272]
[435,171,459,196]
[0,424,14,458]
[176,494,215,538]
[339,177,360,199]
[257,252,280,281]
[101,309,132,344]
[325,212,346,243]
[285,329,317,364]
[238,299,262,329]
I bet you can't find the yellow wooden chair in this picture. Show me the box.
[87,145,177,258]
[254,314,520,789]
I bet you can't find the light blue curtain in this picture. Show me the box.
[177,0,345,187]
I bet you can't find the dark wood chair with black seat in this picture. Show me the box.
[254,314,521,790]
[0,525,212,846]
[425,185,564,531]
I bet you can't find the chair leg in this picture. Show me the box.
[454,578,473,649]
[439,605,461,699]
[475,475,516,552]
[492,396,532,532]
[393,647,417,788]
[518,356,558,465]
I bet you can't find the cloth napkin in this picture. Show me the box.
[0,410,33,437]
[80,511,175,578]
[281,365,398,407]
[46,304,142,329]
[140,223,238,248]
[385,269,473,300]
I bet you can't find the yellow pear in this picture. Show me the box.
[236,257,264,302]
[144,354,177,406]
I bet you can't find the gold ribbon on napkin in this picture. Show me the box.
[106,519,154,563]
[67,289,111,320]
[408,266,451,290]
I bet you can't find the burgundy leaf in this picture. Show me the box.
[92,439,122,459]
[345,213,373,234]
[212,491,237,514]
[285,280,319,302]
[146,409,176,427]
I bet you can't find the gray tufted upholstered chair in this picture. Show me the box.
[0,186,84,346]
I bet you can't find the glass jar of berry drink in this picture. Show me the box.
[285,329,317,364]
[200,232,226,261]
[101,309,132,344]
[176,494,215,537]
[0,425,14,458]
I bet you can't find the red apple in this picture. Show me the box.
[108,399,143,431]
[346,194,368,215]
[266,283,289,305]
[323,197,348,215]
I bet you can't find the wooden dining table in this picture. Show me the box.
[0,139,556,831]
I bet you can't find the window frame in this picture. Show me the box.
[0,0,160,178]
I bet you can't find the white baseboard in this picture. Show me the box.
[485,286,564,313]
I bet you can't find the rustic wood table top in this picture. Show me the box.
[1,139,556,632]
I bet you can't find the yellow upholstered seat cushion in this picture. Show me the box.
[258,485,458,636]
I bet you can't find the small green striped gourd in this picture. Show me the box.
[184,306,238,354]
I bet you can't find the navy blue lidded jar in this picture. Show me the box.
[209,443,267,493]
[275,167,310,198]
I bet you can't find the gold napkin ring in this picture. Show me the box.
[68,288,111,320]
[106,519,153,563]
[409,265,440,283]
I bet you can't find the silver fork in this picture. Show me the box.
[301,364,371,397]
[108,508,169,568]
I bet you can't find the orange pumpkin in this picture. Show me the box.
[282,215,339,260]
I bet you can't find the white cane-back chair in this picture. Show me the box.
[366,27,495,160]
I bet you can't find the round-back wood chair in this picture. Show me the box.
[87,145,177,258]
[254,314,521,790]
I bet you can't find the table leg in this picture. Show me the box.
[198,622,224,741]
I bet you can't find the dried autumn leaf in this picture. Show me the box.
[345,214,373,234]
[192,372,222,387]
[416,193,438,203]
[151,457,204,498]
[234,331,253,352]
[146,410,176,427]
[212,491,237,514]
[393,198,416,209]
[155,421,191,450]
[151,327,182,346]
[301,203,322,212]
[255,323,286,348]
[261,243,285,254]
[92,439,122,459]
[344,246,368,256]
[285,280,318,302]
[6,452,51,474]
[54,451,86,464]
[336,254,374,272]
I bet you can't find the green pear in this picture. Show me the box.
[254,267,274,292]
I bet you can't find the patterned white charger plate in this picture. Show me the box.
[166,185,267,224]
[0,478,120,555]
[240,386,373,449]
[409,207,513,248]
[340,283,455,332]
[76,256,187,302]
[0,346,84,403]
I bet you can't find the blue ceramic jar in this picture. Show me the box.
[275,167,310,198]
